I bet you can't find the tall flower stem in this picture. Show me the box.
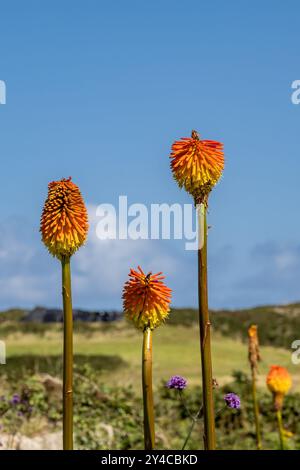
[197,203,216,450]
[61,255,73,450]
[142,327,155,450]
[251,369,262,450]
[276,409,285,450]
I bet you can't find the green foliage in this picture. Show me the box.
[1,357,299,450]
[0,321,107,337]
[168,308,198,326]
[1,303,300,349]
[169,305,300,349]
[0,305,299,449]
[1,355,127,381]
[0,309,26,323]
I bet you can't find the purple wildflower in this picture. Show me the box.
[166,375,187,391]
[10,394,21,405]
[224,392,241,409]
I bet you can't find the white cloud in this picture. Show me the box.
[72,204,180,308]
[234,242,300,305]
[1,210,299,310]
[0,206,183,309]
[0,275,50,303]
[274,251,298,271]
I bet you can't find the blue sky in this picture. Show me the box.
[0,0,300,310]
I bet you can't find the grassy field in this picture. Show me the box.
[2,321,298,391]
[1,319,300,450]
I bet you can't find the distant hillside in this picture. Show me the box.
[0,306,122,323]
[168,303,300,349]
[1,303,300,350]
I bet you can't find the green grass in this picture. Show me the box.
[2,303,300,349]
[2,321,298,391]
[1,320,299,450]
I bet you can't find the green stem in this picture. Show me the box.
[61,256,73,450]
[215,406,226,417]
[180,397,203,450]
[276,409,285,450]
[142,328,155,450]
[197,203,216,450]
[182,418,197,450]
[251,370,262,450]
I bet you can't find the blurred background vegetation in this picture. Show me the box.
[0,304,299,449]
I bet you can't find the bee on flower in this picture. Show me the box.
[170,130,224,205]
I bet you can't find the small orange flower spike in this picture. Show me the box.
[266,365,292,410]
[40,177,88,259]
[248,325,261,373]
[170,130,224,205]
[122,266,172,330]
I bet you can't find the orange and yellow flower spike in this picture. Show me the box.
[170,130,224,205]
[122,266,172,330]
[169,130,224,450]
[40,177,88,259]
[40,177,88,450]
[123,266,172,450]
[266,365,292,449]
[267,365,292,410]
